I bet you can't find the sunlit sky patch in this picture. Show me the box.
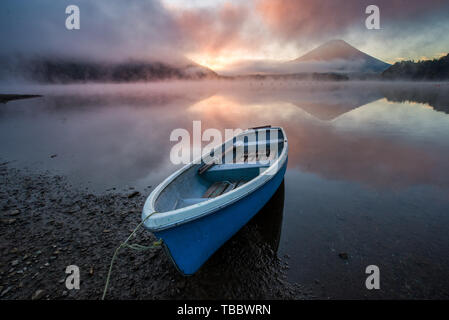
[162,0,231,10]
[164,0,449,69]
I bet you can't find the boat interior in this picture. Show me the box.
[155,127,285,212]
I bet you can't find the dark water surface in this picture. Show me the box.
[1,81,449,298]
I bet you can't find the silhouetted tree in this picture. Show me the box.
[382,54,449,80]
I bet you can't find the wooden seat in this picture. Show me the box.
[202,180,248,199]
[203,181,234,198]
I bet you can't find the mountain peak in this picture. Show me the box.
[295,39,367,62]
[325,39,351,45]
[292,39,390,72]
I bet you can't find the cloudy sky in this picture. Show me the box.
[1,0,448,71]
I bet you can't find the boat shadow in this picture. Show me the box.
[170,181,292,299]
[245,180,284,253]
[204,179,284,264]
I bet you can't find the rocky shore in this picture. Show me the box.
[0,163,308,300]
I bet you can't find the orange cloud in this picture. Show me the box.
[256,0,449,44]
[256,0,358,42]
[174,2,254,56]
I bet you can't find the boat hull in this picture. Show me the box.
[154,158,288,275]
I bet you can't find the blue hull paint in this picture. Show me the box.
[155,158,288,275]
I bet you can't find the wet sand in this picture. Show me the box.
[0,163,308,300]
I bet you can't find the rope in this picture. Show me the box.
[102,211,161,300]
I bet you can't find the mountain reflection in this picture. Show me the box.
[1,81,448,193]
[186,82,449,190]
[379,82,449,115]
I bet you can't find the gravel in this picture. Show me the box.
[0,163,308,300]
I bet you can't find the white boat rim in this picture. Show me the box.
[142,127,288,232]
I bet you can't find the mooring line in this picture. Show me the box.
[102,211,161,300]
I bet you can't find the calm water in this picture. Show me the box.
[1,81,449,298]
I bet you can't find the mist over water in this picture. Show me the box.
[1,80,449,298]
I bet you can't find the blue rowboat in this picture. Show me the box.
[142,126,288,275]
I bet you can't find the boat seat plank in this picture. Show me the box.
[203,162,272,181]
[175,179,248,209]
[198,162,215,175]
[238,151,276,163]
[234,139,284,148]
[208,162,272,171]
[202,181,235,198]
[201,179,248,200]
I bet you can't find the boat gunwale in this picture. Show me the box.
[142,127,288,232]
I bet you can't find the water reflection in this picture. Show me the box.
[250,180,285,253]
[181,181,287,299]
[1,82,448,194]
[1,81,449,298]
[379,82,449,115]
[185,84,449,191]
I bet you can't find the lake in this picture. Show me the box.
[1,80,449,298]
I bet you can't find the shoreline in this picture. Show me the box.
[0,163,308,300]
[0,94,42,104]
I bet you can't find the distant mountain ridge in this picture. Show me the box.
[382,54,449,80]
[0,40,397,82]
[290,40,391,73]
[226,72,349,81]
[220,39,391,76]
[0,57,218,83]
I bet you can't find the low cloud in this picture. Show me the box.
[0,0,448,68]
[219,59,374,76]
[0,0,183,63]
